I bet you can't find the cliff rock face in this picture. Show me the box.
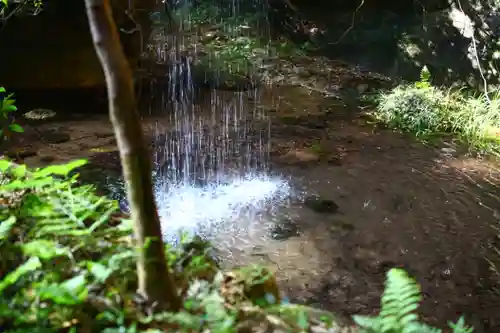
[294,0,500,90]
[393,4,500,89]
[0,0,153,89]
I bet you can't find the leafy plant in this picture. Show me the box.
[373,67,500,155]
[0,159,122,330]
[353,269,474,333]
[415,66,432,90]
[0,0,44,19]
[0,87,24,144]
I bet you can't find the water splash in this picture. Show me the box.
[155,173,290,243]
[136,0,287,247]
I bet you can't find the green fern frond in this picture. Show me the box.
[353,268,423,333]
[353,268,474,333]
[379,269,422,331]
[449,317,474,333]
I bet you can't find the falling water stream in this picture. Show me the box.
[145,0,291,249]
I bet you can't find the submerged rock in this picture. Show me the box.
[277,149,320,165]
[39,130,70,144]
[5,149,37,160]
[304,196,339,214]
[329,216,355,231]
[269,218,300,240]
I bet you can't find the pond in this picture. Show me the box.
[11,80,500,332]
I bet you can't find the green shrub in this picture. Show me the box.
[0,87,24,145]
[373,67,500,155]
[375,84,458,135]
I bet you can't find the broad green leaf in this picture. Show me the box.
[2,104,17,112]
[0,215,16,240]
[107,251,135,271]
[60,274,89,302]
[22,240,70,260]
[61,274,88,294]
[0,159,11,171]
[352,315,382,330]
[88,205,118,232]
[87,261,112,282]
[0,257,42,293]
[0,87,5,93]
[2,95,14,104]
[8,123,23,133]
[0,177,53,190]
[11,164,27,178]
[297,309,308,330]
[35,159,88,177]
[39,274,88,305]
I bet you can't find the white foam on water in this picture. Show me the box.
[154,173,290,242]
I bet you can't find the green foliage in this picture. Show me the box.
[0,87,24,144]
[0,0,43,18]
[174,0,266,28]
[0,158,128,330]
[415,66,431,89]
[353,269,473,333]
[199,35,309,78]
[161,0,310,79]
[373,68,500,155]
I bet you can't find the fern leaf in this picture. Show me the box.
[449,317,474,333]
[403,322,442,333]
[379,268,422,332]
[352,314,382,332]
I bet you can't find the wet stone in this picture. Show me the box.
[5,148,37,159]
[41,130,70,144]
[277,149,320,165]
[94,132,114,139]
[39,155,56,163]
[326,155,342,166]
[269,218,300,240]
[304,196,339,214]
[330,217,355,231]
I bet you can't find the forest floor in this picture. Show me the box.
[4,54,500,332]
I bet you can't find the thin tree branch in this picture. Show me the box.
[84,0,180,310]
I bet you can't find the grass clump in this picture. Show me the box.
[373,67,500,155]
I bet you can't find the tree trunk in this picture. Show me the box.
[84,0,180,310]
